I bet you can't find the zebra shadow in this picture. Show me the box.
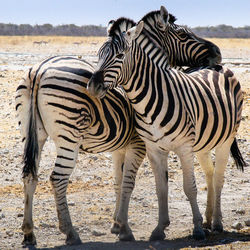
[23,231,250,250]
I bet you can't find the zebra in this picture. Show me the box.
[141,7,221,68]
[107,8,221,71]
[16,56,146,245]
[15,8,223,245]
[87,7,246,241]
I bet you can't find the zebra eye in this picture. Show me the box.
[178,32,187,39]
[116,53,124,59]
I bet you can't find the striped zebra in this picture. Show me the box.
[87,8,246,241]
[15,9,223,245]
[141,7,221,68]
[15,56,146,245]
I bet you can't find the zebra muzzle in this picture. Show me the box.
[87,71,109,98]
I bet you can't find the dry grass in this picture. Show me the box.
[0,36,106,46]
[0,36,249,49]
[206,38,250,49]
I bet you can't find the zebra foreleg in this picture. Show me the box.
[196,151,214,229]
[50,146,81,245]
[212,141,232,233]
[111,150,126,235]
[176,145,205,240]
[147,147,169,241]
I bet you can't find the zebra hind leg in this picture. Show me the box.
[116,139,145,241]
[22,133,47,246]
[196,151,214,229]
[111,134,146,241]
[212,140,232,233]
[22,174,38,246]
[50,146,81,245]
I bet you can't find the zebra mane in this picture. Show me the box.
[108,17,136,37]
[141,10,177,24]
[169,14,177,23]
[108,12,177,39]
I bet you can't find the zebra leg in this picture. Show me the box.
[212,141,232,233]
[22,130,47,246]
[147,147,169,241]
[116,137,145,241]
[176,145,205,240]
[22,175,38,246]
[111,133,146,241]
[196,151,214,229]
[111,150,126,235]
[50,146,81,245]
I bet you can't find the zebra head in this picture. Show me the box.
[142,6,222,67]
[88,18,137,98]
[88,6,222,98]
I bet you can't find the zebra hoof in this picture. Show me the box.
[66,237,82,246]
[111,223,120,235]
[66,231,82,245]
[22,232,37,246]
[149,229,166,241]
[118,224,135,241]
[192,228,206,240]
[203,228,210,237]
[212,224,223,233]
[119,232,135,241]
[203,221,212,230]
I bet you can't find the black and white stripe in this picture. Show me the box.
[16,56,146,244]
[88,7,246,241]
[16,7,225,245]
[141,6,222,68]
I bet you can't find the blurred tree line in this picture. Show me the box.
[192,25,250,38]
[0,23,106,36]
[0,23,249,38]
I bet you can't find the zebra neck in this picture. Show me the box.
[121,35,169,100]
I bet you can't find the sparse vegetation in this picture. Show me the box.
[0,35,106,46]
[192,25,250,38]
[0,23,106,36]
[0,36,249,51]
[0,23,250,38]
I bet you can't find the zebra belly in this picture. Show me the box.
[135,117,194,152]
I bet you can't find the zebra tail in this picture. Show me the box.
[22,87,39,178]
[230,138,247,172]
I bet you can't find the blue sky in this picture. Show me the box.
[1,0,249,27]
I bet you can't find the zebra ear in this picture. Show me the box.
[107,20,115,35]
[160,6,169,27]
[126,21,144,43]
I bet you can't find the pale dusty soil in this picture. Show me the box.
[0,38,249,250]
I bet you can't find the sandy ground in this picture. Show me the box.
[0,37,249,249]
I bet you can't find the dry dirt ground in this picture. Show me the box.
[0,37,249,250]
